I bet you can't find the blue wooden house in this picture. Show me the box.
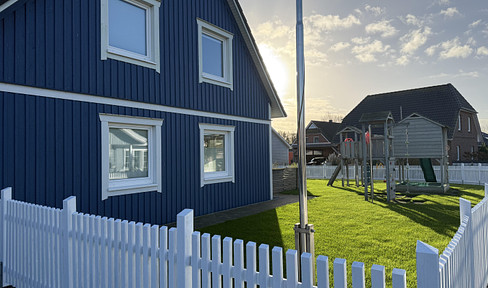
[0,0,286,224]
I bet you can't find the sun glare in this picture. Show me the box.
[259,45,289,98]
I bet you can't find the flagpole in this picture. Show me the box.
[294,0,314,273]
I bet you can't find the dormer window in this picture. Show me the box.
[197,19,233,90]
[101,0,161,72]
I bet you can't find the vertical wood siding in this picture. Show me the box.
[0,92,271,224]
[0,0,270,120]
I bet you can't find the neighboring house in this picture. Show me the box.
[0,0,286,224]
[271,128,291,166]
[293,120,341,162]
[340,83,482,164]
[482,132,488,146]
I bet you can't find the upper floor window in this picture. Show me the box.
[197,19,233,90]
[456,145,460,161]
[458,114,461,131]
[468,117,471,132]
[101,0,161,72]
[314,136,319,143]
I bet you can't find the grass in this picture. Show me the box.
[200,180,485,287]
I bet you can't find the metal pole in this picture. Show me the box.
[296,0,307,242]
[294,1,314,278]
[369,125,374,203]
[362,124,368,200]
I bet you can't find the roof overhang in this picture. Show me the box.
[227,0,287,119]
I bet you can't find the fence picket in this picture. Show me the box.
[285,250,298,288]
[120,220,129,288]
[392,268,406,288]
[128,221,136,288]
[201,233,211,288]
[272,247,283,288]
[192,231,201,288]
[159,226,168,288]
[301,253,313,288]
[168,227,177,288]
[135,223,143,288]
[371,264,385,288]
[316,255,329,288]
[351,261,365,288]
[151,225,159,288]
[212,235,222,288]
[333,258,347,288]
[143,224,151,288]
[234,239,245,288]
[246,242,257,288]
[259,244,270,287]
[222,237,232,288]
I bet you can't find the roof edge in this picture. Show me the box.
[227,0,287,119]
[272,128,292,149]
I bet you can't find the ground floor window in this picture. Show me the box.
[100,114,162,200]
[199,123,235,186]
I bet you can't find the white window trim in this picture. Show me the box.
[100,114,163,200]
[197,18,233,90]
[199,123,235,186]
[100,0,161,72]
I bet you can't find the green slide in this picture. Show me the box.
[419,158,437,182]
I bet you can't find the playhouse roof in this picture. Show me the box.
[341,83,476,140]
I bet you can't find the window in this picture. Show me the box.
[468,117,471,132]
[197,19,233,90]
[100,114,163,200]
[314,136,319,143]
[199,124,235,186]
[456,146,460,161]
[458,114,461,131]
[101,0,160,72]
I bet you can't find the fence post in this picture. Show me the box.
[459,198,475,288]
[392,268,406,288]
[61,196,76,288]
[416,240,440,288]
[177,209,193,288]
[0,187,12,285]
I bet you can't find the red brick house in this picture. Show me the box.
[292,120,341,163]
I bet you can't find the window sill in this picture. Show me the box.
[200,74,233,90]
[105,49,159,73]
[103,183,159,200]
[201,175,234,186]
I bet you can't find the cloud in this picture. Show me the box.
[469,20,482,28]
[364,5,385,16]
[403,14,424,27]
[438,38,473,59]
[365,20,398,38]
[330,42,350,52]
[351,37,370,45]
[440,7,460,17]
[428,70,479,79]
[306,14,361,31]
[351,40,391,63]
[396,55,410,66]
[400,27,432,54]
[425,45,437,56]
[477,46,488,56]
[255,20,293,41]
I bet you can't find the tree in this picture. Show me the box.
[320,113,344,123]
[277,130,297,145]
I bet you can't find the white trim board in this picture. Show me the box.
[0,82,271,125]
[0,0,17,13]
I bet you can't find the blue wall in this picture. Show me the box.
[0,0,270,120]
[0,91,271,224]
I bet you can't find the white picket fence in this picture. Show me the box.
[0,187,408,288]
[416,183,488,288]
[1,184,488,287]
[307,164,488,185]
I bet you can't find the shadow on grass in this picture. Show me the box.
[199,208,286,251]
[280,189,319,197]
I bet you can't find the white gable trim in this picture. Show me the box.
[0,82,271,125]
[0,0,17,13]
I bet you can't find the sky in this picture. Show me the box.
[239,0,488,134]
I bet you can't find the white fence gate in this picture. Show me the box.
[2,185,488,287]
[307,164,488,185]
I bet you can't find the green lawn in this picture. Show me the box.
[200,180,485,287]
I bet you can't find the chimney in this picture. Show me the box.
[329,120,332,123]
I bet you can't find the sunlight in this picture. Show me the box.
[258,44,289,98]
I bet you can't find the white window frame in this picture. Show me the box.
[197,18,233,90]
[100,114,163,200]
[0,0,18,13]
[199,123,235,186]
[101,0,161,72]
[468,117,471,132]
[458,114,461,131]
